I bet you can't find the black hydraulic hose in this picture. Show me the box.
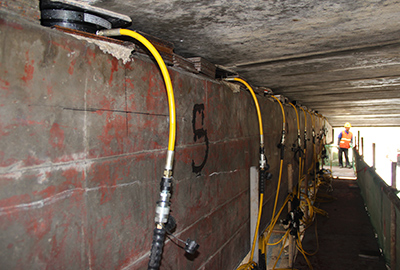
[148,175,173,269]
[148,227,166,270]
[280,144,285,161]
[259,170,265,195]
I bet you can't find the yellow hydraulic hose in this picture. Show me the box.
[266,102,303,269]
[318,114,322,132]
[316,114,321,153]
[307,110,316,173]
[271,159,284,221]
[317,114,324,153]
[270,95,286,130]
[299,106,308,195]
[224,78,269,171]
[98,28,176,154]
[272,230,290,270]
[296,236,314,270]
[97,28,177,270]
[308,110,315,135]
[269,95,285,221]
[263,194,292,246]
[299,107,308,151]
[225,78,266,167]
[228,78,264,137]
[307,110,318,202]
[120,29,176,152]
[267,228,290,246]
[289,103,302,198]
[258,95,287,264]
[247,194,264,266]
[264,107,322,270]
[299,107,307,132]
[289,103,300,132]
[224,78,267,270]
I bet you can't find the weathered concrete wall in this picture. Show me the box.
[0,10,329,270]
[0,0,39,23]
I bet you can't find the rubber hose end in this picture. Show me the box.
[148,227,166,269]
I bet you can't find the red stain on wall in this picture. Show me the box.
[21,51,34,84]
[34,185,57,200]
[32,169,84,200]
[127,93,136,111]
[98,215,112,229]
[14,117,47,128]
[85,48,96,65]
[0,120,10,137]
[92,163,114,204]
[23,154,44,167]
[0,193,32,209]
[50,227,69,261]
[26,210,53,240]
[0,151,18,168]
[49,123,65,150]
[99,114,126,156]
[143,69,166,112]
[124,78,134,91]
[90,94,128,155]
[51,40,73,53]
[61,168,83,184]
[46,85,53,100]
[68,57,77,75]
[87,158,133,206]
[0,18,23,30]
[98,95,114,112]
[0,77,10,91]
[125,78,136,110]
[0,138,16,167]
[120,212,132,227]
[177,76,183,89]
[108,58,119,86]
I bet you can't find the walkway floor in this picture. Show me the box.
[330,165,357,180]
[294,176,387,270]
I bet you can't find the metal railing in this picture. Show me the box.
[355,150,399,270]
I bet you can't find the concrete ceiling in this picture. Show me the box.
[88,0,400,127]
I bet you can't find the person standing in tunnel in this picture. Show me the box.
[338,122,353,168]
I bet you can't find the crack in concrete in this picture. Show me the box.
[63,107,169,117]
[0,181,141,216]
[208,169,238,177]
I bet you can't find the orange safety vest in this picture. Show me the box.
[339,131,353,149]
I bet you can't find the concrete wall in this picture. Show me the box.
[0,9,329,270]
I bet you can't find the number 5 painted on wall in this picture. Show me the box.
[191,104,209,175]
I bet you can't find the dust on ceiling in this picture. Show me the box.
[57,0,400,127]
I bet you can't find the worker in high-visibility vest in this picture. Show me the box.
[338,122,353,168]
